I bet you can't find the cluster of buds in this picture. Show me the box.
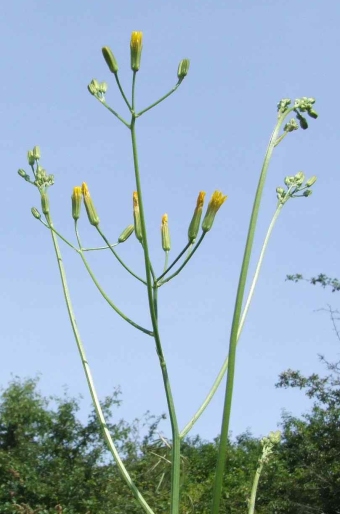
[87,79,108,102]
[294,97,318,118]
[276,171,317,204]
[34,165,54,190]
[97,31,190,98]
[27,145,41,165]
[259,430,281,465]
[277,97,318,130]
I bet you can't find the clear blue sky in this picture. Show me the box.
[1,0,339,442]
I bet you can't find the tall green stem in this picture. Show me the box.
[130,115,181,514]
[44,212,154,514]
[211,111,290,513]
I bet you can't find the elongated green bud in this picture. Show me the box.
[133,191,143,242]
[305,176,317,187]
[18,169,30,182]
[161,214,171,252]
[31,207,41,220]
[118,224,134,243]
[41,192,50,216]
[188,191,206,242]
[27,150,35,166]
[130,31,143,71]
[202,191,227,233]
[32,146,41,160]
[82,182,100,226]
[177,59,190,80]
[71,186,82,221]
[102,46,119,73]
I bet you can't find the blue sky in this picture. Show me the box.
[1,0,340,443]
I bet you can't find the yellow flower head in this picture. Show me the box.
[81,182,100,226]
[130,31,143,71]
[133,191,143,242]
[210,191,227,211]
[72,186,82,221]
[81,182,90,197]
[196,191,206,209]
[202,190,227,233]
[161,213,171,252]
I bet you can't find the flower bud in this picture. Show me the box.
[18,169,27,179]
[307,108,318,119]
[296,113,308,130]
[177,59,190,81]
[88,79,100,96]
[82,182,100,226]
[41,192,50,216]
[118,224,134,243]
[188,191,206,242]
[102,46,119,73]
[284,176,295,187]
[71,186,82,221]
[305,176,317,187]
[32,146,41,160]
[27,150,35,166]
[202,191,227,233]
[133,191,143,242]
[161,214,171,252]
[303,189,312,197]
[294,171,305,186]
[31,207,41,220]
[130,31,143,71]
[268,430,281,445]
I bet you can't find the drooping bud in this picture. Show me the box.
[118,224,134,243]
[40,192,50,216]
[130,31,143,71]
[202,191,227,233]
[31,207,41,220]
[18,169,30,181]
[303,189,312,197]
[102,46,119,74]
[296,111,308,130]
[188,191,206,242]
[161,214,171,252]
[71,186,82,221]
[82,182,100,226]
[177,59,190,81]
[305,176,317,187]
[133,191,143,242]
[307,108,318,119]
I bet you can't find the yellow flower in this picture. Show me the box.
[202,191,227,232]
[82,182,100,226]
[161,214,171,252]
[130,31,143,71]
[71,186,82,221]
[133,191,143,242]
